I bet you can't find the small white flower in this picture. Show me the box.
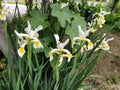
[15,21,43,57]
[49,34,73,66]
[0,3,10,21]
[72,25,93,51]
[93,8,110,28]
[100,38,114,51]
[88,22,96,33]
[60,3,69,8]
[95,34,114,51]
[15,21,43,49]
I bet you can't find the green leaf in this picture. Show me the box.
[72,14,86,31]
[33,44,51,58]
[51,4,72,27]
[66,14,86,39]
[33,47,43,54]
[28,9,50,29]
[16,74,21,90]
[43,46,51,58]
[34,66,43,90]
[40,29,54,45]
[66,25,77,39]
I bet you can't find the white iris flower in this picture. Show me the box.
[95,33,114,51]
[49,34,73,66]
[88,22,96,33]
[0,3,10,21]
[15,21,43,57]
[0,10,6,21]
[94,8,110,28]
[72,25,93,51]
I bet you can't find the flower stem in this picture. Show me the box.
[72,54,77,73]
[27,39,32,75]
[55,64,59,83]
[27,39,33,90]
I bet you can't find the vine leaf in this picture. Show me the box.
[66,14,86,39]
[51,4,72,27]
[28,9,50,29]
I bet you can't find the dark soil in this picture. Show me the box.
[87,32,120,90]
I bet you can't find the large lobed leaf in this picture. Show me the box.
[66,14,86,39]
[50,4,72,27]
[28,10,50,29]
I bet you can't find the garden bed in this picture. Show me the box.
[87,32,120,90]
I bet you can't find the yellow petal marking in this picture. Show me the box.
[34,41,41,47]
[72,39,76,45]
[0,14,6,20]
[49,52,53,61]
[105,44,109,50]
[19,48,25,54]
[18,47,25,57]
[88,41,93,47]
[90,28,95,32]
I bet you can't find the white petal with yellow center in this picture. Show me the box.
[33,40,43,49]
[0,14,6,21]
[104,44,110,50]
[87,41,93,50]
[90,27,96,33]
[18,47,25,57]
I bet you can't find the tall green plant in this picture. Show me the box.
[0,0,114,90]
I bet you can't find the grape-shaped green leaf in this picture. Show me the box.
[66,14,86,39]
[51,4,72,27]
[28,10,50,29]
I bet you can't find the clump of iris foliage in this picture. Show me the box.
[105,0,120,31]
[0,0,114,90]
